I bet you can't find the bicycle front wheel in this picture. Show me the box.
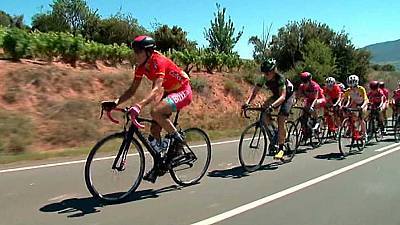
[338,118,353,157]
[238,122,267,172]
[170,128,211,186]
[84,132,145,203]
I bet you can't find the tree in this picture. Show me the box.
[51,0,96,35]
[0,11,27,29]
[154,25,196,52]
[301,39,336,83]
[381,64,396,71]
[32,0,100,38]
[269,19,370,82]
[93,13,147,45]
[0,11,12,27]
[32,13,69,32]
[248,22,272,63]
[204,4,243,54]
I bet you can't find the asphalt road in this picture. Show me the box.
[1,135,400,225]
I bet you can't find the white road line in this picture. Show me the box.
[0,138,247,174]
[374,143,399,152]
[191,144,400,225]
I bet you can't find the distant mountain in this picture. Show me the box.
[363,39,400,70]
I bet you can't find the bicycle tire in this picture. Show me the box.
[395,116,400,142]
[282,121,297,163]
[169,127,212,186]
[238,122,267,172]
[84,132,145,203]
[338,118,353,157]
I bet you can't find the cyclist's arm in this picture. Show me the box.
[343,94,351,108]
[333,92,343,107]
[116,78,142,105]
[378,96,385,109]
[137,78,164,108]
[245,86,260,105]
[360,88,368,109]
[271,86,286,108]
[309,91,319,108]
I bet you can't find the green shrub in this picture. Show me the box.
[0,26,7,48]
[190,77,208,93]
[2,28,31,60]
[0,110,35,153]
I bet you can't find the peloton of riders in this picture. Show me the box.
[242,57,395,160]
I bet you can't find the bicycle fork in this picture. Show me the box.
[250,124,262,149]
[111,130,134,172]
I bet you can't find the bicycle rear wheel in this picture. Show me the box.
[375,119,384,142]
[395,117,400,142]
[170,128,211,186]
[238,122,267,172]
[84,132,145,203]
[282,121,297,162]
[310,116,324,148]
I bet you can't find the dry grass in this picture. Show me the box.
[0,109,35,153]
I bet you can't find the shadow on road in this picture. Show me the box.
[39,185,181,218]
[314,152,345,160]
[208,164,278,179]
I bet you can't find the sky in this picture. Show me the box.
[1,0,400,59]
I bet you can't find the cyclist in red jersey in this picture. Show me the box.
[391,81,400,118]
[368,81,386,132]
[101,36,192,183]
[298,72,326,112]
[323,77,342,132]
[297,72,326,129]
[379,81,389,126]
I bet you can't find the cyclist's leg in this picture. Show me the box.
[277,94,294,146]
[360,104,367,136]
[262,98,274,127]
[152,85,192,137]
[150,123,162,141]
[378,102,386,130]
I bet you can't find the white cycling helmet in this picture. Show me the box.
[338,82,346,91]
[347,75,359,88]
[325,77,336,87]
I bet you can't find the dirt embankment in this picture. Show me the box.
[0,60,266,152]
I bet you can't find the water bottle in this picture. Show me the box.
[160,138,171,152]
[148,135,159,150]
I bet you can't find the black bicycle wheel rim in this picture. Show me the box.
[238,122,267,172]
[84,132,145,203]
[169,127,211,186]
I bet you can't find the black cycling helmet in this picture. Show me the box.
[260,58,277,73]
[130,35,156,51]
[378,81,385,88]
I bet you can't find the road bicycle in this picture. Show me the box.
[338,108,365,156]
[84,107,211,203]
[238,106,297,172]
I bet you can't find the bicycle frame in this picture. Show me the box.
[104,108,183,171]
[243,107,278,147]
[343,109,362,141]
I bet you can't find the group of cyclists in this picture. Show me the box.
[243,56,400,160]
[100,35,400,183]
